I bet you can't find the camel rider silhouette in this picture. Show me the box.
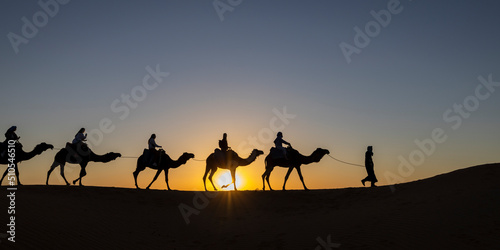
[72,128,87,144]
[217,133,231,166]
[66,128,88,157]
[219,133,229,152]
[274,132,291,159]
[148,134,162,166]
[1,126,21,158]
[5,126,20,143]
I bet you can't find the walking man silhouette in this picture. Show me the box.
[361,146,378,187]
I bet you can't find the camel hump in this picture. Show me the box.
[214,149,237,166]
[143,148,152,158]
[65,142,77,153]
[214,149,223,161]
[65,142,90,153]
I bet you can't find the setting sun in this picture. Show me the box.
[215,171,244,191]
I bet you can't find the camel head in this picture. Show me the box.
[180,152,195,163]
[252,149,264,157]
[34,142,54,154]
[312,148,330,160]
[317,148,330,154]
[101,152,121,162]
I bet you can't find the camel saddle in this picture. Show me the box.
[270,147,287,160]
[143,148,162,165]
[143,149,153,164]
[65,142,89,153]
[214,148,234,166]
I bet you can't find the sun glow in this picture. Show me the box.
[215,171,244,191]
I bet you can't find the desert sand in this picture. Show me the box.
[1,163,499,249]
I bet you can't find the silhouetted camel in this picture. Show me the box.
[0,142,53,185]
[133,150,195,190]
[46,145,121,186]
[203,149,264,191]
[262,147,329,191]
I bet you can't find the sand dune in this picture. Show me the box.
[1,163,499,249]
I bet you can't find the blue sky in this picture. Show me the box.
[1,0,499,190]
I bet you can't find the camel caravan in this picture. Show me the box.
[1,126,335,190]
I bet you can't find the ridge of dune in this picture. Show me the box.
[1,163,499,249]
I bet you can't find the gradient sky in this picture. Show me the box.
[1,0,499,191]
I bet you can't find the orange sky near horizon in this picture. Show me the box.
[1,1,499,191]
[5,112,499,192]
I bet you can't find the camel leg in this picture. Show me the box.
[262,166,274,191]
[59,163,70,186]
[73,171,80,185]
[231,169,237,191]
[46,161,69,185]
[0,167,9,185]
[282,167,294,191]
[133,159,147,189]
[296,166,309,191]
[261,171,266,190]
[164,169,171,191]
[202,165,210,191]
[14,164,21,186]
[266,169,273,191]
[46,161,59,185]
[72,172,79,185]
[73,162,88,186]
[261,162,269,190]
[208,168,218,191]
[146,169,163,189]
[0,164,21,186]
[133,170,142,189]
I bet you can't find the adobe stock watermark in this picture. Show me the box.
[315,234,341,249]
[7,0,70,54]
[5,140,17,243]
[236,106,297,156]
[384,74,500,192]
[85,64,169,148]
[54,64,169,176]
[339,0,407,64]
[213,0,243,21]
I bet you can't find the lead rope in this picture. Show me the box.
[54,147,139,158]
[327,154,364,168]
